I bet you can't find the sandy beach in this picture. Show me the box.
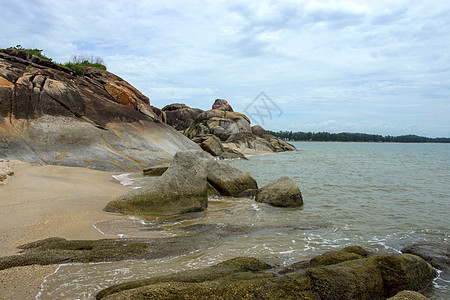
[0,161,130,299]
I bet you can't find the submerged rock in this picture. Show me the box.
[96,257,271,299]
[401,242,449,271]
[0,224,253,271]
[255,176,303,207]
[96,246,437,300]
[238,188,259,198]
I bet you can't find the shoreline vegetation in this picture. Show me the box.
[269,130,450,143]
[4,45,107,74]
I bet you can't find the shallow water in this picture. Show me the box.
[38,142,449,299]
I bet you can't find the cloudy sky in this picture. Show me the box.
[1,0,449,137]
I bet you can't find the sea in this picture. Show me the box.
[37,142,449,299]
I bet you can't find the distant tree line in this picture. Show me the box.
[268,131,450,143]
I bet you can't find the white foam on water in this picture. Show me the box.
[92,221,106,235]
[35,264,62,299]
[112,173,134,186]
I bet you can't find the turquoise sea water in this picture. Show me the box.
[39,142,449,299]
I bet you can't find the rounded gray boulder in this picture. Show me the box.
[255,176,303,208]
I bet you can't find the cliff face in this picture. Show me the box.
[0,49,201,171]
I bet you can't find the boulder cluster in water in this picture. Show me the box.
[106,150,303,216]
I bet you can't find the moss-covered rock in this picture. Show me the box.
[97,246,437,300]
[374,254,437,297]
[255,176,303,208]
[387,290,429,300]
[106,150,258,216]
[204,158,257,197]
[96,257,272,299]
[105,151,209,216]
[0,224,253,271]
[309,245,367,267]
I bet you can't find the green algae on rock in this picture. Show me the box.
[255,176,303,208]
[96,246,437,300]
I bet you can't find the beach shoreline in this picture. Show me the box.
[0,160,131,299]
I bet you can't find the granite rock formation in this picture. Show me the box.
[211,98,233,111]
[255,176,303,207]
[159,101,295,156]
[162,103,203,132]
[0,49,200,171]
[105,150,257,216]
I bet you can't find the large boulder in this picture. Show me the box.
[200,135,224,156]
[96,247,437,300]
[187,110,251,141]
[162,103,203,131]
[204,157,257,197]
[255,176,303,207]
[0,49,201,171]
[225,131,273,151]
[212,98,233,111]
[105,150,257,215]
[105,151,209,216]
[252,125,296,152]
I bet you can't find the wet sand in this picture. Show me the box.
[0,161,130,299]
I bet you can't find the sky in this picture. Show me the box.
[1,0,449,137]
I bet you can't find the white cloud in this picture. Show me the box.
[0,0,449,136]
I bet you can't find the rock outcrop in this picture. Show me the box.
[0,49,200,171]
[252,125,296,152]
[96,246,437,300]
[105,151,209,216]
[158,101,295,157]
[105,150,257,216]
[212,98,233,111]
[162,103,203,131]
[401,242,449,271]
[255,176,303,207]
